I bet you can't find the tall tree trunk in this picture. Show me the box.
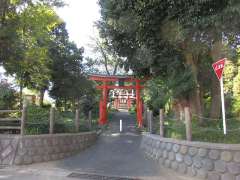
[210,75,221,119]
[39,88,45,107]
[19,81,23,109]
[209,39,224,119]
[185,53,203,123]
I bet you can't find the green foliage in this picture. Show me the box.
[157,118,240,144]
[0,81,18,110]
[233,60,240,115]
[145,78,170,111]
[128,104,136,115]
[25,105,96,135]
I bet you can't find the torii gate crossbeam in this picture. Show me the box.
[89,74,145,128]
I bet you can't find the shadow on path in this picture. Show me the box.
[56,110,161,178]
[0,111,198,180]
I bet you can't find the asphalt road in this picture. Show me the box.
[0,110,197,180]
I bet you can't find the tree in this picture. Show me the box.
[97,0,240,122]
[0,80,18,110]
[49,23,96,110]
[3,3,61,107]
[88,35,124,75]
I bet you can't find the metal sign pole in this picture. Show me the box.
[220,77,227,135]
[120,119,122,132]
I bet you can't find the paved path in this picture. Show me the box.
[0,111,197,180]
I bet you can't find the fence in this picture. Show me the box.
[0,104,94,135]
[146,106,240,143]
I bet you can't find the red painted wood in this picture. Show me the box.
[89,74,145,127]
[96,85,144,90]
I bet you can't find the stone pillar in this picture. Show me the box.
[143,104,148,127]
[49,107,55,134]
[75,109,80,132]
[184,106,192,141]
[159,108,164,137]
[20,104,27,136]
[88,110,92,130]
[148,110,153,133]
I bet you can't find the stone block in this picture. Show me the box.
[173,144,180,153]
[1,145,13,158]
[236,175,240,180]
[189,147,198,156]
[168,152,175,161]
[193,157,202,169]
[33,155,42,163]
[178,163,187,174]
[43,155,50,162]
[17,147,27,156]
[1,139,10,148]
[161,142,166,149]
[14,156,23,165]
[198,148,208,158]
[214,160,226,173]
[221,173,235,180]
[184,155,193,166]
[158,158,164,165]
[171,161,178,170]
[166,143,172,151]
[202,159,214,171]
[209,150,220,160]
[180,145,188,154]
[164,159,171,168]
[227,162,240,175]
[27,148,35,156]
[23,155,32,164]
[176,153,183,162]
[221,151,233,162]
[158,150,163,158]
[163,150,168,159]
[196,168,207,179]
[187,166,197,177]
[234,152,240,163]
[207,172,221,180]
[34,138,43,146]
[43,139,48,146]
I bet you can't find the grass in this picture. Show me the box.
[152,116,240,144]
[25,105,99,135]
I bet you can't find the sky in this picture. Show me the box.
[0,0,101,77]
[55,0,101,56]
[0,0,101,100]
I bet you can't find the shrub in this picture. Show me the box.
[0,81,18,110]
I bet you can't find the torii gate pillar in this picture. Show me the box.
[89,74,145,128]
[99,81,108,125]
[136,79,143,127]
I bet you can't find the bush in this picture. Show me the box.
[0,81,18,110]
[25,105,95,135]
[128,104,136,115]
[153,116,240,144]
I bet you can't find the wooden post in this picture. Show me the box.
[159,108,164,137]
[49,107,55,134]
[143,104,147,127]
[148,110,153,133]
[88,110,92,130]
[184,107,192,141]
[20,104,27,136]
[75,109,80,132]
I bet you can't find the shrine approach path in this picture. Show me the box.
[0,110,197,180]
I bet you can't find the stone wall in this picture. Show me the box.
[0,132,97,165]
[141,133,240,180]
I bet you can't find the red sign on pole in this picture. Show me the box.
[212,58,226,80]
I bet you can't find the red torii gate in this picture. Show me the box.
[89,74,145,127]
